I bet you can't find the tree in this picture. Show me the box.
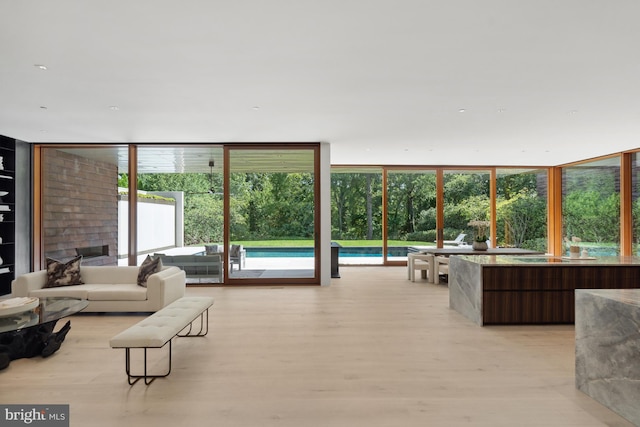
[331,173,382,240]
[496,190,546,247]
[563,191,620,243]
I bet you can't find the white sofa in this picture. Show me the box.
[11,266,186,312]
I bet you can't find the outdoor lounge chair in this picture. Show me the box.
[441,233,466,246]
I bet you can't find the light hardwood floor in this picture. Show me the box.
[1,267,633,427]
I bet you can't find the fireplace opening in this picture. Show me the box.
[76,245,109,258]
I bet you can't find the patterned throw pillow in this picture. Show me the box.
[137,255,163,287]
[44,255,84,288]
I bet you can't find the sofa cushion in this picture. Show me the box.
[44,255,84,288]
[137,255,163,287]
[80,266,139,284]
[87,284,148,301]
[29,284,102,299]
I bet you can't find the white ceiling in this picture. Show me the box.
[2,1,640,167]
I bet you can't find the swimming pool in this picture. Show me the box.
[245,246,409,258]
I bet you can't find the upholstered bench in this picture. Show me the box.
[109,296,214,385]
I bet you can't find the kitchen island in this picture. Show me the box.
[448,255,640,325]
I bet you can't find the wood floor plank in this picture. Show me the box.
[0,266,633,426]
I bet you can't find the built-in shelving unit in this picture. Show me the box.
[0,136,15,295]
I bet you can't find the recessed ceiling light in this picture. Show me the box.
[109,106,119,111]
[34,64,47,70]
[458,109,466,113]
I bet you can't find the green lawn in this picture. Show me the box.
[230,239,432,247]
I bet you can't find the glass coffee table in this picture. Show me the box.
[0,297,89,369]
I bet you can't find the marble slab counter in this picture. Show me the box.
[575,289,640,426]
[451,254,640,266]
[449,255,640,325]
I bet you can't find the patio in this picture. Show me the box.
[120,246,399,283]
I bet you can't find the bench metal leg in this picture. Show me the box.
[124,341,172,385]
[119,305,212,385]
[177,307,210,337]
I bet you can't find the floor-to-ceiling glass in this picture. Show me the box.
[136,145,224,282]
[562,157,620,256]
[442,169,490,246]
[227,147,318,282]
[496,168,548,251]
[330,167,383,265]
[386,169,437,262]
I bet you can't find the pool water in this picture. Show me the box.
[246,246,408,258]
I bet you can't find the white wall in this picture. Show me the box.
[118,198,178,258]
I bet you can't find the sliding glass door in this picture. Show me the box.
[226,146,319,283]
[135,145,225,282]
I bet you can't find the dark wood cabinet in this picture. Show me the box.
[481,265,640,324]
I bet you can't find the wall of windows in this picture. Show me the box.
[331,166,550,264]
[33,144,640,272]
[34,143,325,285]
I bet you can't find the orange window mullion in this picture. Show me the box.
[548,167,563,256]
[620,153,632,256]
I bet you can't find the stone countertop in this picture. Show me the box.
[577,288,640,307]
[575,288,640,425]
[452,255,640,266]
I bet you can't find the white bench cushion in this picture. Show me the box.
[110,296,214,348]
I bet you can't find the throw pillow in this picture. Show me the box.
[137,255,163,287]
[44,255,84,288]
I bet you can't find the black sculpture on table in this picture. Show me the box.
[0,320,71,370]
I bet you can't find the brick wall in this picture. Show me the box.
[43,149,118,266]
